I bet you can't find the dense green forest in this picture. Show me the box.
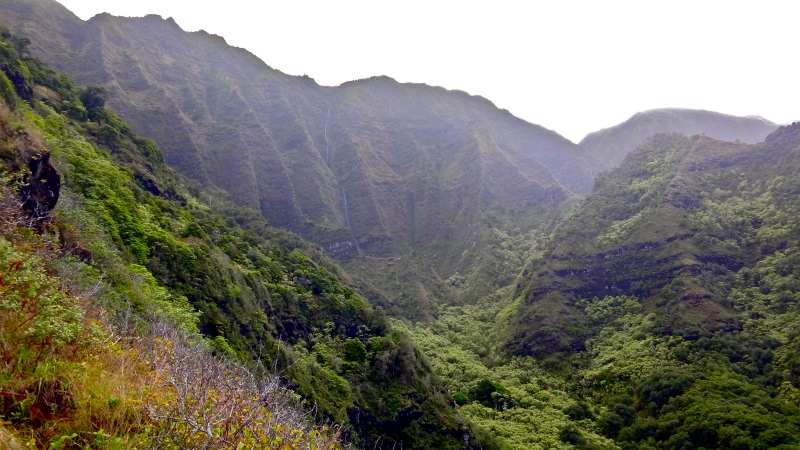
[387,127,800,450]
[2,2,800,449]
[436,130,800,449]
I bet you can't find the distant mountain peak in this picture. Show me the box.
[580,107,778,174]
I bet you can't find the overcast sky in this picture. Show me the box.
[58,0,799,143]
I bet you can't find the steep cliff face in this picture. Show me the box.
[580,108,777,174]
[507,125,800,358]
[0,0,591,299]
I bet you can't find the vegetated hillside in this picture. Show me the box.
[503,127,800,448]
[0,0,592,314]
[397,288,620,450]
[0,33,503,450]
[580,108,777,173]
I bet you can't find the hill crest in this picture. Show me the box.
[579,107,778,174]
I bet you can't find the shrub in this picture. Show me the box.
[143,325,341,450]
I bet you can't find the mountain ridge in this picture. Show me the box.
[579,108,778,174]
[0,0,595,314]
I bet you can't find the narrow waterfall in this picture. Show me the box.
[342,188,352,230]
[324,107,331,164]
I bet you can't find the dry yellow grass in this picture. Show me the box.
[0,424,25,450]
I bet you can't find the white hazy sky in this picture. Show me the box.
[57,0,799,143]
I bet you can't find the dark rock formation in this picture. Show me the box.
[20,151,60,221]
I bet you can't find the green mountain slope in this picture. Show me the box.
[509,129,800,357]
[580,108,777,173]
[0,0,592,316]
[502,125,800,448]
[0,33,502,449]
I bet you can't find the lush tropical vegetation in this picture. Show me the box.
[2,3,800,449]
[397,124,800,448]
[0,31,496,449]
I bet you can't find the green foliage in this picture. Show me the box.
[78,85,108,119]
[0,72,15,109]
[343,338,367,364]
[127,263,199,334]
[596,396,635,439]
[580,311,677,394]
[563,401,595,422]
[398,293,616,450]
[0,38,32,105]
[0,236,84,360]
[617,373,800,449]
[27,109,166,264]
[422,127,800,450]
[0,41,484,449]
[635,368,695,415]
[472,380,506,408]
[206,335,236,357]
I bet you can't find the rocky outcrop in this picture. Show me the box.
[20,151,60,221]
